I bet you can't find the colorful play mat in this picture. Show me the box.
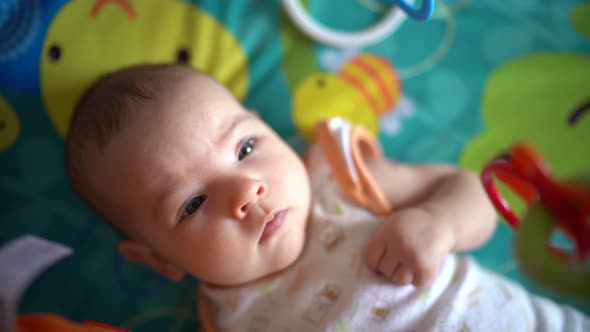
[1,0,589,330]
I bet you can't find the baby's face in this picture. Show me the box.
[91,74,311,285]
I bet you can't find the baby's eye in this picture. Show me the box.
[238,138,255,161]
[183,195,207,216]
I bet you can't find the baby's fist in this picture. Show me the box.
[366,207,455,288]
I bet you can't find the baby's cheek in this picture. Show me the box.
[189,235,254,283]
[286,160,311,194]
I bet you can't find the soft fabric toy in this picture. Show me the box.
[1,235,129,332]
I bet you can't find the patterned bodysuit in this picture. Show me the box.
[201,119,589,332]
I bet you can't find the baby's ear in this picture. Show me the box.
[118,240,185,281]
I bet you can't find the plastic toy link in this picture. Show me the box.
[16,315,129,332]
[481,143,590,300]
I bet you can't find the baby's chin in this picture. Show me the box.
[268,231,306,272]
[213,234,306,287]
[195,239,304,288]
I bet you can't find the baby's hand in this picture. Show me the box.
[366,207,455,288]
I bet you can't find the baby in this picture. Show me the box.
[65,64,589,331]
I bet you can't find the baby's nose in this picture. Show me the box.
[231,178,267,219]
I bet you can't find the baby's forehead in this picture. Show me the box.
[89,65,249,160]
[107,85,250,154]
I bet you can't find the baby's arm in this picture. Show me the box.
[364,159,497,287]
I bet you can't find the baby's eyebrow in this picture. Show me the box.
[154,176,186,225]
[215,113,252,147]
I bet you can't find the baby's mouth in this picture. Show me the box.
[258,209,287,243]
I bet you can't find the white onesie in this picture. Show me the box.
[201,119,589,332]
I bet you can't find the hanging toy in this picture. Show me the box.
[481,143,590,301]
[282,0,434,48]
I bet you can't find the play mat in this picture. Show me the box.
[1,0,589,330]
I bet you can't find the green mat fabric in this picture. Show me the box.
[1,0,589,330]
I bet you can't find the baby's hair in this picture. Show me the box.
[65,63,197,233]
